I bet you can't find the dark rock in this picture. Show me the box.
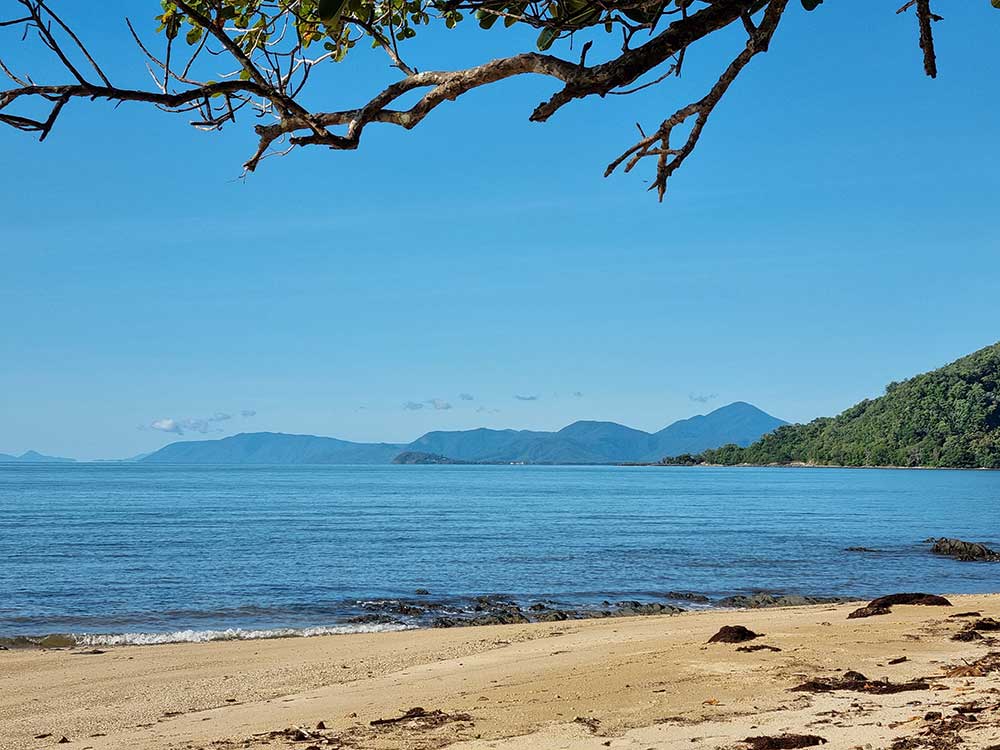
[867,593,952,609]
[888,656,908,664]
[741,735,827,749]
[847,605,892,619]
[529,602,549,611]
[665,591,710,603]
[924,711,942,721]
[717,593,847,609]
[534,610,570,622]
[845,547,879,553]
[414,588,430,595]
[431,617,457,628]
[971,617,1000,631]
[708,625,762,644]
[952,630,984,642]
[949,611,982,618]
[736,644,782,653]
[614,601,684,617]
[929,538,1000,562]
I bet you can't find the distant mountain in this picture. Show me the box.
[0,450,75,463]
[699,342,1000,468]
[142,433,405,465]
[140,402,785,465]
[651,402,787,459]
[410,403,784,464]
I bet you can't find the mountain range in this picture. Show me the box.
[0,450,75,463]
[140,402,785,465]
[698,341,1000,469]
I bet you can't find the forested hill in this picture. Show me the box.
[697,342,1000,469]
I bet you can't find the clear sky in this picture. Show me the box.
[1,2,998,460]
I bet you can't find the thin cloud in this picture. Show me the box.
[403,401,425,411]
[147,417,218,435]
[572,391,584,398]
[459,393,474,401]
[514,394,539,401]
[689,392,718,404]
[476,406,501,414]
[210,412,231,422]
[428,399,452,410]
[241,409,257,418]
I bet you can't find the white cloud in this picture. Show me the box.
[514,394,539,401]
[403,401,425,411]
[459,393,474,401]
[240,409,256,418]
[428,399,452,410]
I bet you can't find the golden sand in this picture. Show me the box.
[3,595,1000,750]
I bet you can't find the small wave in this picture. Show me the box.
[3,622,414,649]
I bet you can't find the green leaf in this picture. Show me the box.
[476,9,500,29]
[800,0,823,9]
[536,27,558,51]
[318,0,347,22]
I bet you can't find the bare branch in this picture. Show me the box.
[606,0,789,200]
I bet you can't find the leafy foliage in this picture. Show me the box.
[698,342,1000,469]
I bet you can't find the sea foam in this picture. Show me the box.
[70,622,414,647]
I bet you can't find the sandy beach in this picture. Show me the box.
[3,595,1000,750]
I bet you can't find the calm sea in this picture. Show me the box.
[1,464,998,644]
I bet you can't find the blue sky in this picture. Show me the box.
[1,2,998,459]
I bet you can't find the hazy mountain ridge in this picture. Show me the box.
[0,450,75,463]
[140,402,785,465]
[699,342,1000,468]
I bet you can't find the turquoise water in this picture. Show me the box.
[1,464,998,643]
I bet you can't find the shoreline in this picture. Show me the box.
[4,594,1000,750]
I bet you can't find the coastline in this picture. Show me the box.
[4,595,1000,750]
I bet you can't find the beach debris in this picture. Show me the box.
[943,652,1000,678]
[889,656,908,664]
[71,648,106,655]
[316,720,327,730]
[949,611,982,618]
[573,716,601,733]
[369,707,473,730]
[848,605,892,619]
[927,537,1000,562]
[33,733,52,739]
[708,625,762,644]
[791,671,930,695]
[737,644,782,653]
[740,734,827,749]
[57,738,70,744]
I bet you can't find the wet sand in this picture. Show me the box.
[3,594,1000,750]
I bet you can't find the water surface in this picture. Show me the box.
[1,464,998,643]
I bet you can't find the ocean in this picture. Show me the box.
[1,463,998,645]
